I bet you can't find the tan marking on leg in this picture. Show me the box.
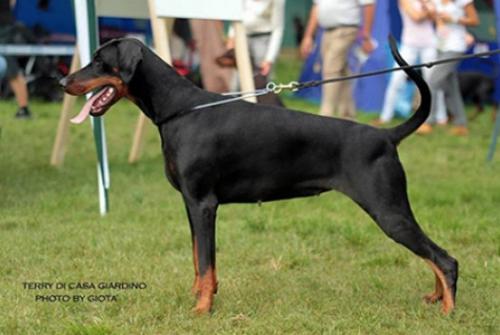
[191,240,201,296]
[193,267,216,314]
[424,273,444,304]
[425,260,454,314]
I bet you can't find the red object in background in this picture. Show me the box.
[172,59,190,77]
[57,61,69,76]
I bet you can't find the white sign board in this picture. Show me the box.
[95,0,150,19]
[96,0,243,21]
[154,0,243,20]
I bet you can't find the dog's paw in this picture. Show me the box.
[192,295,213,315]
[423,292,443,304]
[440,293,455,315]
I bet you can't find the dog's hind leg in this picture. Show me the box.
[345,157,458,314]
[183,195,219,314]
[370,211,458,314]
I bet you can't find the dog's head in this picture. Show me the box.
[60,38,143,123]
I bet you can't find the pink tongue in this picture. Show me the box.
[70,89,107,124]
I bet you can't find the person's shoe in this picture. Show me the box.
[15,107,32,119]
[450,126,469,136]
[416,123,433,135]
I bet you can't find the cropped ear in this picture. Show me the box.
[117,40,143,83]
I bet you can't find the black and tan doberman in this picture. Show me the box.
[60,37,458,315]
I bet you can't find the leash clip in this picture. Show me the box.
[266,81,300,94]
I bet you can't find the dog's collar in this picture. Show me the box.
[154,105,214,126]
[153,109,191,126]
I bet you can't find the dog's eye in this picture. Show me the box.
[94,58,112,72]
[101,63,113,72]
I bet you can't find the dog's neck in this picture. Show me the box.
[127,47,209,125]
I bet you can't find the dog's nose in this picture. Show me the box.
[59,76,68,88]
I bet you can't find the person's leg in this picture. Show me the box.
[420,46,437,82]
[444,73,466,125]
[5,56,31,118]
[319,30,336,117]
[337,77,356,118]
[421,47,447,125]
[434,90,448,125]
[446,71,468,135]
[9,73,28,108]
[379,44,419,123]
[0,56,7,78]
[430,51,467,134]
[190,20,233,93]
[248,35,270,70]
[320,27,357,117]
[418,52,457,133]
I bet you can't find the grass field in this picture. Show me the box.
[1,54,500,334]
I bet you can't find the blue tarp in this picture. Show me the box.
[14,0,75,36]
[495,0,500,102]
[352,0,393,111]
[12,0,151,42]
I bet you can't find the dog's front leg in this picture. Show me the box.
[184,195,218,314]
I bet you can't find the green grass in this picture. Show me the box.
[1,55,500,334]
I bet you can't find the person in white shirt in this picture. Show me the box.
[419,0,479,136]
[228,0,285,77]
[300,0,376,118]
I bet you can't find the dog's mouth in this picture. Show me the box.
[70,86,117,124]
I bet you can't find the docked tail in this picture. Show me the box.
[386,35,431,144]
